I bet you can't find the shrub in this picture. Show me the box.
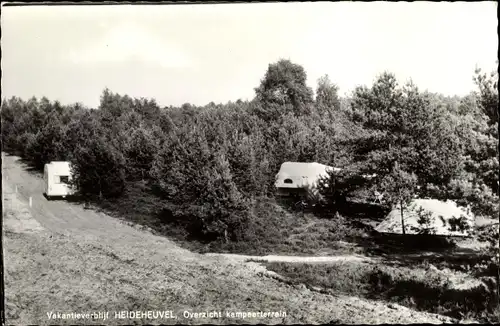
[266,262,499,322]
[71,137,127,199]
[151,125,251,242]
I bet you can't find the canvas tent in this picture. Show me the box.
[375,199,475,237]
[275,162,341,197]
[44,161,76,198]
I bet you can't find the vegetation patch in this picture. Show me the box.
[264,261,499,323]
[95,189,362,256]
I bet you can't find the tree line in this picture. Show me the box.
[1,59,498,243]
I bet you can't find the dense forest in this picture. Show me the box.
[1,59,498,246]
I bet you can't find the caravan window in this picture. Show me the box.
[284,178,293,184]
[54,175,70,184]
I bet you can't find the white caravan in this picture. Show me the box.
[44,161,76,199]
[274,162,377,201]
[275,162,341,198]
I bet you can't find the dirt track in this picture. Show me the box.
[204,253,372,264]
[2,154,456,325]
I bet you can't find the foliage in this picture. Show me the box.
[1,59,497,251]
[316,165,369,209]
[350,73,466,195]
[315,74,341,118]
[122,124,163,181]
[378,163,418,208]
[473,66,499,125]
[266,261,499,323]
[412,206,436,235]
[149,121,251,242]
[25,113,69,169]
[71,136,126,200]
[253,59,314,120]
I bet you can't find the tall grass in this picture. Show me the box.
[265,261,499,323]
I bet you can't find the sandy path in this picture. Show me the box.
[2,153,455,325]
[203,253,371,264]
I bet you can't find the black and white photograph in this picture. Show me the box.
[1,1,499,324]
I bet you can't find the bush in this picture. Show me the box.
[71,137,127,199]
[367,265,498,321]
[25,117,69,170]
[266,262,499,323]
[151,126,251,242]
[316,166,373,210]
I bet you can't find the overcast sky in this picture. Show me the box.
[1,2,498,108]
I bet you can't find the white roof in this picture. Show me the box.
[375,199,475,237]
[275,162,341,189]
[46,161,72,174]
[49,161,71,166]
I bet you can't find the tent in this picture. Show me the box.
[44,161,76,198]
[375,199,475,237]
[275,162,341,197]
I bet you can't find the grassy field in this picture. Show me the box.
[263,261,500,323]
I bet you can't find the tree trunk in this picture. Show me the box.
[497,244,500,306]
[400,200,406,235]
[398,183,406,235]
[98,178,103,201]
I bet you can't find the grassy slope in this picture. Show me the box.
[264,261,500,323]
